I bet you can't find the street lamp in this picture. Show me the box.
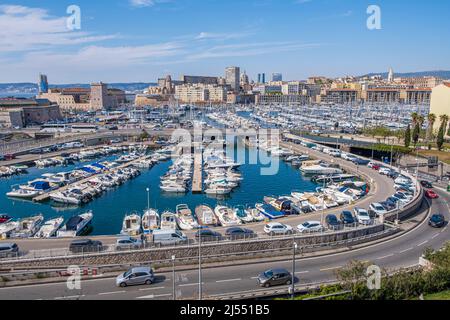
[146,187,150,210]
[172,255,176,300]
[198,235,202,300]
[291,242,298,300]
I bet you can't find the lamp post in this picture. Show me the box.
[198,235,202,300]
[291,242,298,300]
[146,187,150,210]
[172,255,176,300]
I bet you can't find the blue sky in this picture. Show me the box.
[0,0,449,83]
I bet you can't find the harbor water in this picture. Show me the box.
[0,145,318,236]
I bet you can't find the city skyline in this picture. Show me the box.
[1,0,450,83]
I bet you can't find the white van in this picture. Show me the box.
[152,229,187,246]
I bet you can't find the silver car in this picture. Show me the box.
[116,267,155,287]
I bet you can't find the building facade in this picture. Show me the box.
[0,98,62,128]
[225,67,240,92]
[430,83,450,137]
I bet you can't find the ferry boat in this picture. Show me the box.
[57,211,94,237]
[142,209,160,234]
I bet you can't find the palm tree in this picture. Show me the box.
[411,112,419,126]
[440,114,449,135]
[426,113,437,143]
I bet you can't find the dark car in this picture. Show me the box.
[340,211,356,225]
[257,269,292,288]
[194,229,222,241]
[421,181,433,189]
[0,243,19,259]
[29,148,44,155]
[326,214,343,230]
[429,214,445,228]
[352,158,370,165]
[0,155,5,161]
[69,239,103,253]
[225,227,256,240]
[379,201,395,211]
[388,171,400,179]
[386,196,400,207]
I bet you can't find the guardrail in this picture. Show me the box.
[0,224,395,266]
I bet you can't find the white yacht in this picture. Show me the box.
[160,211,177,230]
[142,209,160,234]
[6,188,39,199]
[34,217,64,238]
[10,214,44,238]
[301,164,343,175]
[214,206,241,227]
[195,205,218,227]
[0,221,20,237]
[57,211,94,238]
[205,183,232,195]
[121,213,142,236]
[175,204,198,230]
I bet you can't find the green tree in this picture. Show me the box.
[426,113,437,143]
[437,122,445,151]
[404,124,411,148]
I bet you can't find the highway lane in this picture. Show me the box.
[0,189,448,300]
[0,142,396,255]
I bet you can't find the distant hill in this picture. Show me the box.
[0,82,157,96]
[362,70,450,79]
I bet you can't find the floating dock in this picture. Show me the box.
[192,152,203,194]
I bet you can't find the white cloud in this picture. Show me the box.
[0,5,116,52]
[129,0,171,8]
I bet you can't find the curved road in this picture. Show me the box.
[0,188,447,300]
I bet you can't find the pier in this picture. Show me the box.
[192,152,203,194]
[32,154,153,203]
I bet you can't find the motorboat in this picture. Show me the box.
[6,188,39,199]
[175,204,198,230]
[160,183,186,193]
[205,183,232,195]
[10,214,44,238]
[50,189,84,205]
[195,205,219,227]
[245,208,266,222]
[121,213,142,236]
[34,217,64,238]
[255,203,285,219]
[235,205,254,223]
[57,211,94,237]
[0,215,12,224]
[142,209,160,234]
[160,211,177,230]
[301,164,343,175]
[214,206,241,227]
[0,221,19,237]
[19,180,56,194]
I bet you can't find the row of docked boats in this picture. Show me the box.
[0,211,94,239]
[160,154,193,193]
[0,165,28,178]
[119,204,267,235]
[203,149,242,195]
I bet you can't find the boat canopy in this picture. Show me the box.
[30,181,51,190]
[80,167,97,174]
[66,216,84,230]
[91,163,107,170]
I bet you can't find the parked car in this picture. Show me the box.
[116,267,155,287]
[325,214,342,230]
[69,239,103,253]
[352,158,370,165]
[379,201,396,211]
[0,243,19,259]
[257,269,292,288]
[340,211,356,225]
[387,171,400,179]
[0,155,5,161]
[354,208,372,225]
[297,221,324,233]
[115,236,143,250]
[263,223,294,236]
[428,214,446,228]
[379,167,392,175]
[152,229,187,246]
[369,202,388,217]
[420,181,433,189]
[194,228,222,241]
[425,190,439,199]
[225,227,256,240]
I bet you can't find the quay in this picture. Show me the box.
[32,154,153,202]
[192,152,203,194]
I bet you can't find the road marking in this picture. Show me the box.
[376,254,394,260]
[54,295,85,300]
[417,240,429,247]
[295,271,310,274]
[98,291,125,296]
[139,286,165,291]
[398,247,413,254]
[251,277,258,279]
[320,266,342,272]
[178,282,204,287]
[216,278,242,283]
[136,293,172,300]
[431,234,439,239]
